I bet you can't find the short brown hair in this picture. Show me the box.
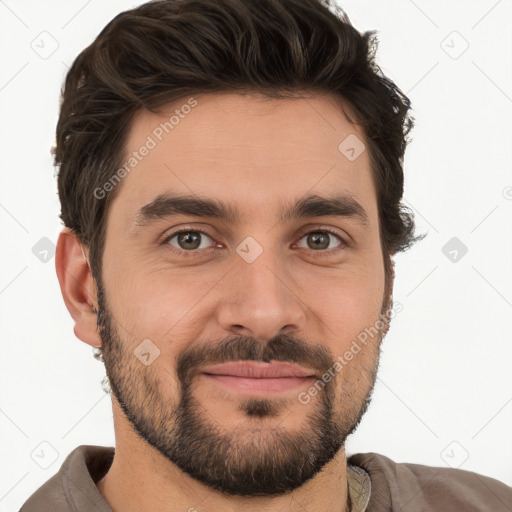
[54,0,423,289]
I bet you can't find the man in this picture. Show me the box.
[20,0,511,510]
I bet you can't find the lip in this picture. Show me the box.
[199,362,317,396]
[200,361,317,379]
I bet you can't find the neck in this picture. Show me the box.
[96,406,350,512]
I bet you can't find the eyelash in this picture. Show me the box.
[160,227,348,258]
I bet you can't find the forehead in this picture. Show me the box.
[111,92,377,226]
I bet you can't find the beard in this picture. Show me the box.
[95,281,391,497]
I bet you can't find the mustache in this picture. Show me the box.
[176,333,335,387]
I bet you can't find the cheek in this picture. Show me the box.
[105,265,219,343]
[299,257,384,314]
[298,264,384,354]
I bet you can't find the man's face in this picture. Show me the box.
[97,92,391,496]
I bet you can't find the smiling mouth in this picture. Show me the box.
[202,373,316,394]
[199,361,317,395]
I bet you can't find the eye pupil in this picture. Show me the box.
[308,232,329,250]
[178,231,201,250]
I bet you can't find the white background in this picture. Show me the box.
[0,1,511,510]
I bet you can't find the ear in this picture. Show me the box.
[55,228,101,348]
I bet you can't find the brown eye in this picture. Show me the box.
[165,230,214,251]
[297,230,343,251]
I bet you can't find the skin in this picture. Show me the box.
[56,92,393,512]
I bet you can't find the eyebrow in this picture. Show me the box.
[134,192,369,228]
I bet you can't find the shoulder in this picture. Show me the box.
[19,472,70,512]
[19,445,114,512]
[348,452,512,511]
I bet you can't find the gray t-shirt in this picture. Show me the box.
[19,445,512,511]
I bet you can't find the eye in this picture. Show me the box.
[163,229,217,255]
[295,229,344,251]
[161,227,347,258]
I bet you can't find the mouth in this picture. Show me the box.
[199,361,317,395]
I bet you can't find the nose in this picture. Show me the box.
[216,248,307,342]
